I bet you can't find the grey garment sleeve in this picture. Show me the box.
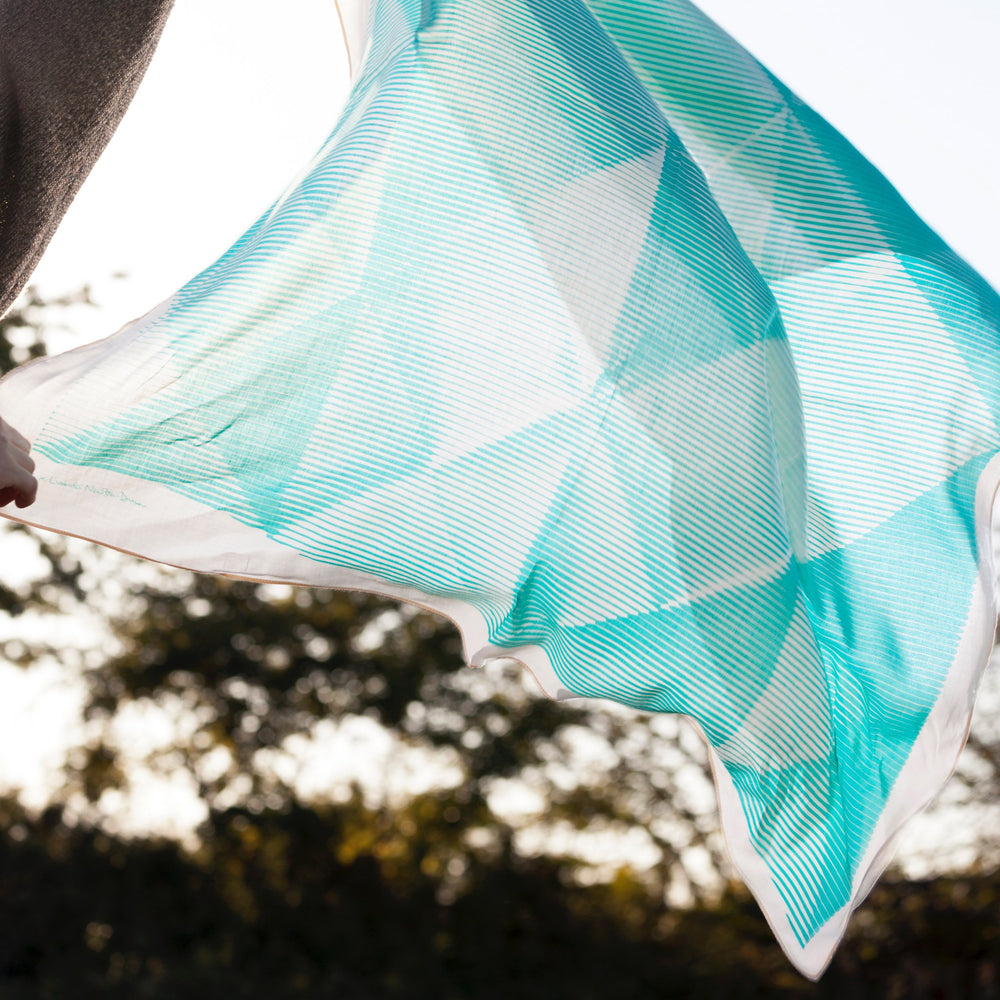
[0,0,174,317]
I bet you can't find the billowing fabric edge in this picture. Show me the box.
[710,452,1000,978]
[334,0,374,80]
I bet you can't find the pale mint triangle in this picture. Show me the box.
[3,0,1000,978]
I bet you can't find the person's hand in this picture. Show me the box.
[0,417,37,508]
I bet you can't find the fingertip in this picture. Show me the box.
[1,419,32,452]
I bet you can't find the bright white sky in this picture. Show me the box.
[29,0,1000,341]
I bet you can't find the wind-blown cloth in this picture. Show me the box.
[0,0,174,317]
[2,0,999,977]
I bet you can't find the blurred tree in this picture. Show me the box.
[71,570,724,900]
[0,793,998,998]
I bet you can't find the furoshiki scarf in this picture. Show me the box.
[3,0,999,978]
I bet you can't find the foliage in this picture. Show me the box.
[0,797,1000,998]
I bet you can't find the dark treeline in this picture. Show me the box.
[0,798,998,999]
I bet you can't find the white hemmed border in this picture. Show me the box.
[334,0,373,81]
[0,450,570,703]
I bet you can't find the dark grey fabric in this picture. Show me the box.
[0,0,174,317]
